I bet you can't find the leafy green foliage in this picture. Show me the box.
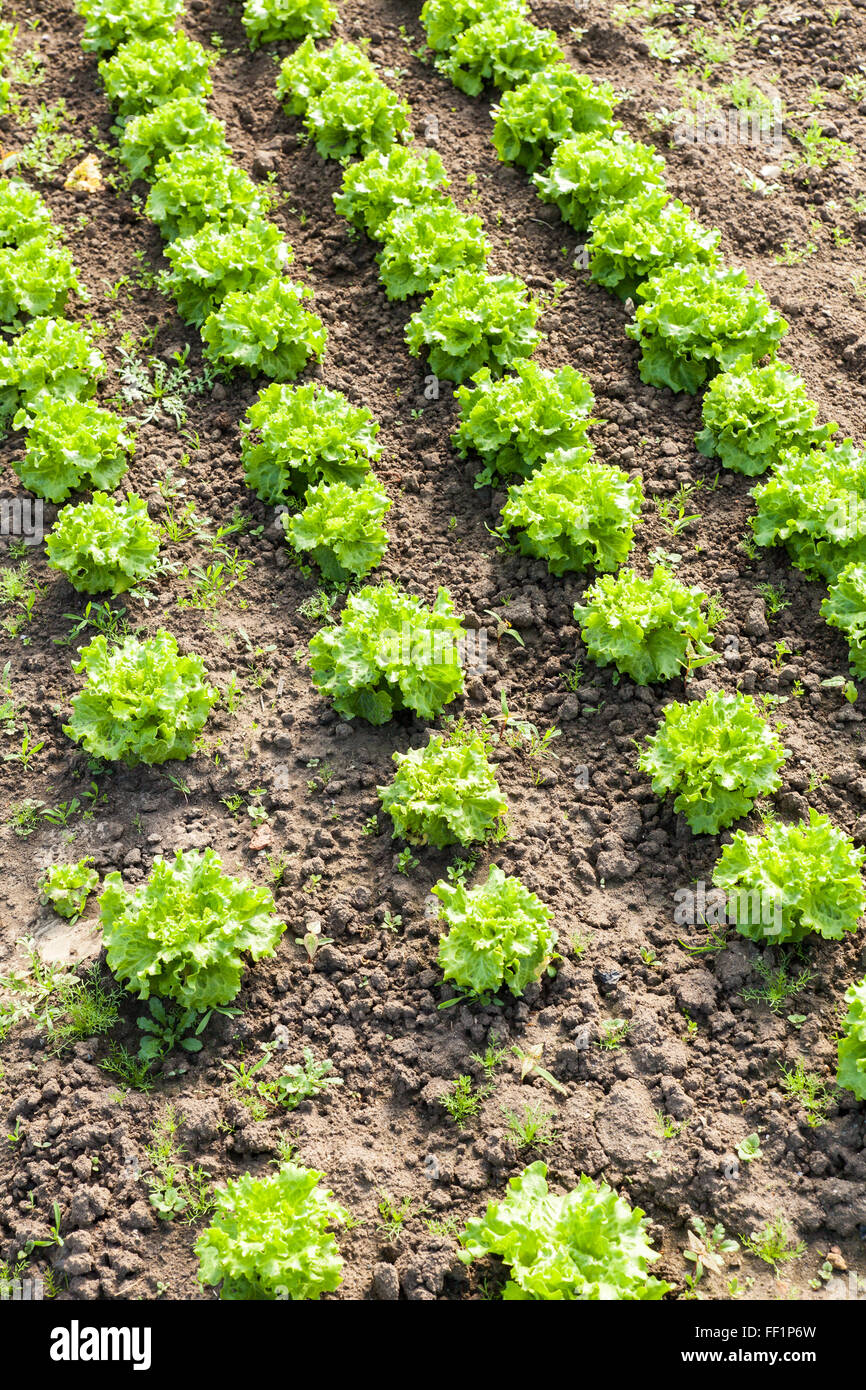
[310,583,465,724]
[501,445,642,576]
[405,268,541,383]
[378,734,506,848]
[76,0,182,54]
[243,0,336,49]
[533,131,666,232]
[453,360,594,487]
[492,65,615,172]
[161,218,291,325]
[0,179,55,246]
[0,236,83,325]
[46,492,160,594]
[333,146,450,239]
[837,976,866,1100]
[196,1163,346,1300]
[459,1162,669,1300]
[713,809,865,943]
[0,316,105,419]
[638,691,786,835]
[39,858,99,920]
[627,264,787,394]
[822,563,866,677]
[437,14,561,97]
[99,30,216,118]
[588,195,720,301]
[377,202,489,300]
[276,36,374,116]
[119,97,229,181]
[303,73,411,159]
[11,398,133,502]
[100,847,283,1007]
[421,0,527,52]
[201,278,326,379]
[147,147,272,241]
[241,381,378,504]
[64,629,217,765]
[696,358,835,475]
[574,566,717,685]
[750,439,866,581]
[434,865,554,996]
[284,476,390,581]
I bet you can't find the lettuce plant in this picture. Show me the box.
[243,0,336,48]
[750,439,866,581]
[533,131,667,232]
[12,399,133,502]
[76,0,183,53]
[378,734,506,847]
[100,847,283,1007]
[161,219,291,325]
[119,97,229,181]
[241,381,378,504]
[453,360,594,487]
[276,37,376,116]
[837,977,866,1100]
[574,566,717,685]
[696,357,835,475]
[405,268,542,383]
[501,445,643,576]
[377,203,489,300]
[638,690,786,835]
[822,563,866,677]
[588,195,721,301]
[147,148,272,241]
[0,237,83,325]
[46,492,160,594]
[284,475,390,581]
[196,1163,346,1300]
[492,65,615,172]
[64,630,217,765]
[0,316,105,419]
[334,146,450,239]
[437,14,561,97]
[39,858,99,920]
[310,583,465,724]
[434,865,554,997]
[99,31,216,118]
[421,0,527,51]
[303,73,411,159]
[0,179,55,246]
[459,1162,669,1300]
[713,809,865,943]
[201,279,326,379]
[627,264,787,394]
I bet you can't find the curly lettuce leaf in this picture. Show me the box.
[376,202,489,300]
[119,97,229,181]
[0,236,84,325]
[99,30,216,118]
[161,219,292,325]
[588,195,720,301]
[0,179,55,247]
[437,14,561,97]
[241,381,378,504]
[12,398,133,502]
[303,72,411,159]
[822,562,866,677]
[64,629,217,765]
[334,146,451,239]
[713,809,865,943]
[76,0,182,53]
[501,445,643,576]
[202,278,326,379]
[146,147,272,241]
[46,491,160,594]
[837,977,866,1100]
[434,864,554,996]
[276,36,375,116]
[243,0,336,49]
[0,316,105,419]
[459,1162,669,1300]
[492,65,615,172]
[100,847,283,1007]
[638,690,787,835]
[196,1163,346,1300]
[310,583,465,724]
[39,858,99,920]
[533,130,667,232]
[421,0,527,52]
[696,356,835,475]
[405,268,542,383]
[750,439,866,581]
[378,734,507,848]
[284,475,390,581]
[575,565,717,685]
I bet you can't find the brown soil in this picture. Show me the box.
[1,0,865,1302]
